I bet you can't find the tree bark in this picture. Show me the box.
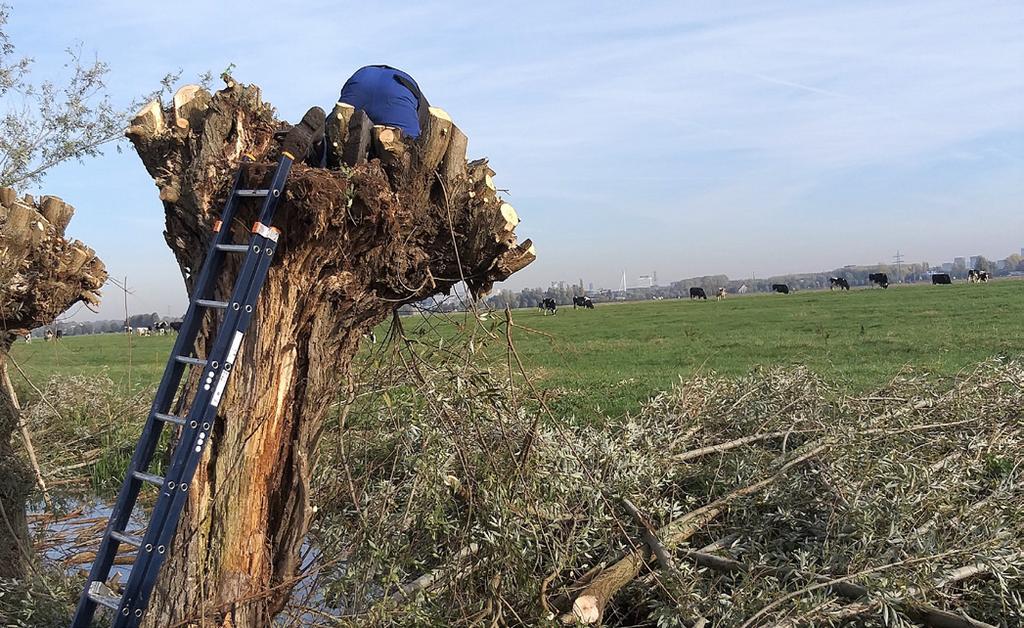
[0,191,107,579]
[125,79,534,627]
[0,343,33,579]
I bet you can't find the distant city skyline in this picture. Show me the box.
[5,1,1020,321]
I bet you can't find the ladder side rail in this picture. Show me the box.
[123,218,284,626]
[112,157,293,626]
[71,164,251,628]
[111,234,265,625]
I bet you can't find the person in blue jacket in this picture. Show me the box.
[339,65,428,138]
[287,65,428,166]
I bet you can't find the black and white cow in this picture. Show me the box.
[170,321,183,333]
[868,273,889,289]
[539,298,557,315]
[968,269,991,283]
[572,296,594,309]
[771,283,790,294]
[829,277,850,291]
[689,287,707,300]
[716,287,726,301]
[932,273,952,285]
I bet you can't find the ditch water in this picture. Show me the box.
[29,497,343,625]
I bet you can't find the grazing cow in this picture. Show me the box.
[932,273,952,285]
[137,327,152,337]
[868,273,889,289]
[771,284,790,294]
[23,333,31,344]
[716,287,726,301]
[829,277,850,291]
[689,287,707,300]
[539,298,557,315]
[170,321,183,333]
[968,269,990,283]
[55,329,64,340]
[737,284,748,294]
[44,329,54,341]
[572,296,594,309]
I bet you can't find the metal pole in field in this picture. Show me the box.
[893,250,904,284]
[124,275,132,392]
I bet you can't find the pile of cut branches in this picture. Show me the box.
[294,321,1022,627]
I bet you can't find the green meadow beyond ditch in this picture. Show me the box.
[12,280,1024,420]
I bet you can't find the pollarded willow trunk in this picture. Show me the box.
[0,340,30,580]
[126,78,534,627]
[0,193,106,578]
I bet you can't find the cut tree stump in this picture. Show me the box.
[325,101,356,168]
[0,194,106,335]
[125,76,534,628]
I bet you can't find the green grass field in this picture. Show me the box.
[11,280,1023,419]
[498,280,1024,417]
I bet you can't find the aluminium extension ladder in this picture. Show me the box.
[71,150,297,627]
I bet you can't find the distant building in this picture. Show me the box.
[953,257,966,268]
[970,255,981,268]
[942,262,954,272]
[997,259,1008,270]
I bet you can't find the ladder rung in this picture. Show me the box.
[87,582,121,611]
[155,412,185,426]
[132,470,164,487]
[175,356,208,367]
[196,299,229,309]
[215,244,250,253]
[109,530,142,548]
[236,188,270,197]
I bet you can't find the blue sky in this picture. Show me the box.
[6,0,1023,320]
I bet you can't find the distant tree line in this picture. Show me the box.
[29,313,177,337]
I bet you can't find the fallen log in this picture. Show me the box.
[124,76,534,628]
[562,444,828,624]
